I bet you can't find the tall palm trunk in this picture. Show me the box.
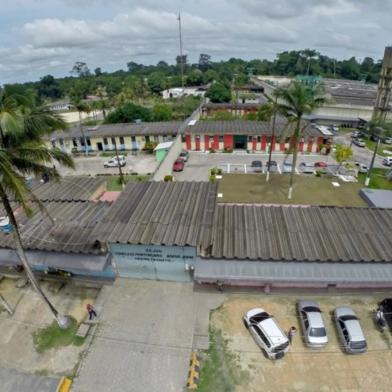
[288,117,301,199]
[0,186,69,328]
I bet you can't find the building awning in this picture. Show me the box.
[154,141,173,151]
[0,249,110,273]
[195,259,392,285]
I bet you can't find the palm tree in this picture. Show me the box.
[0,88,75,328]
[257,96,281,182]
[274,81,326,199]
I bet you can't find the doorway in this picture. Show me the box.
[234,135,247,149]
[97,142,103,151]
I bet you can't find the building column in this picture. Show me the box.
[205,135,210,150]
[252,137,257,151]
[213,135,219,150]
[271,135,276,152]
[261,135,267,151]
[317,137,324,152]
[223,135,233,150]
[307,137,313,152]
[185,134,192,150]
[280,139,285,152]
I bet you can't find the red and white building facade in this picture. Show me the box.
[183,119,333,153]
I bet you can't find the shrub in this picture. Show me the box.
[315,171,321,177]
[210,167,217,175]
[143,141,157,154]
[216,168,223,175]
[164,175,173,182]
[209,148,216,153]
[223,147,233,153]
[209,175,216,183]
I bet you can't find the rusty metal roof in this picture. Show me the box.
[210,204,392,262]
[0,201,111,254]
[95,181,217,247]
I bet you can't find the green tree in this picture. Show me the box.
[104,102,152,124]
[186,70,204,86]
[274,81,327,198]
[38,75,62,100]
[0,88,74,327]
[334,144,353,172]
[147,72,167,95]
[152,103,172,121]
[206,83,231,103]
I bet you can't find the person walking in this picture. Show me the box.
[86,303,97,320]
[287,326,297,344]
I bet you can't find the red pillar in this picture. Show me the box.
[223,135,233,150]
[195,136,201,151]
[299,138,304,152]
[252,137,257,151]
[185,134,191,150]
[280,139,285,151]
[317,137,324,152]
[213,135,219,150]
[205,135,210,150]
[261,135,267,151]
[271,135,276,152]
[307,137,313,152]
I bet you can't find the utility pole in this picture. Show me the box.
[177,12,185,89]
[365,127,383,187]
[113,139,125,189]
[266,96,278,182]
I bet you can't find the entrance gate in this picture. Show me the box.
[233,135,247,149]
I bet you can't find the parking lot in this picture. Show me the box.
[174,152,338,181]
[57,153,157,177]
[206,293,392,392]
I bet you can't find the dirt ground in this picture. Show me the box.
[210,293,392,392]
[0,278,98,376]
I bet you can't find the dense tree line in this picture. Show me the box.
[3,49,383,105]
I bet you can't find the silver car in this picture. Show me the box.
[334,306,367,354]
[297,300,328,348]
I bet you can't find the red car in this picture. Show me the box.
[173,158,185,172]
[314,161,327,168]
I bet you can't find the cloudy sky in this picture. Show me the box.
[1,0,391,83]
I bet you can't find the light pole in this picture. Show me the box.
[365,127,383,186]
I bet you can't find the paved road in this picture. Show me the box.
[334,133,384,168]
[72,280,198,392]
[174,151,337,181]
[57,154,157,177]
[0,368,59,392]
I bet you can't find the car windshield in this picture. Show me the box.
[309,327,326,337]
[350,340,367,349]
[340,315,358,322]
[303,306,320,313]
[250,312,270,323]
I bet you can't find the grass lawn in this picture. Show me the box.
[358,168,392,190]
[197,327,248,392]
[364,139,392,157]
[218,173,367,206]
[104,174,150,191]
[33,317,85,353]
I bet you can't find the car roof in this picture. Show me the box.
[345,320,365,341]
[259,318,288,346]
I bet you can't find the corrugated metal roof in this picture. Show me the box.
[30,177,106,202]
[95,182,217,247]
[185,119,323,137]
[49,122,182,140]
[0,201,111,254]
[211,204,392,262]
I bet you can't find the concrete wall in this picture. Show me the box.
[152,103,203,181]
[152,134,183,180]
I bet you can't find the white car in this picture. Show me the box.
[383,157,392,166]
[354,162,368,173]
[104,155,126,168]
[243,308,289,360]
[297,300,328,348]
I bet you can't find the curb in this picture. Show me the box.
[56,376,72,392]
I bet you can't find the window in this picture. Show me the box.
[72,138,78,147]
[219,136,224,142]
[210,136,214,142]
[103,137,108,145]
[257,136,261,143]
[119,136,125,145]
[254,326,270,348]
[86,137,91,146]
[111,137,116,145]
[131,136,136,142]
[79,137,85,146]
[145,136,150,143]
[303,314,309,330]
[59,138,64,146]
[154,135,160,142]
[248,136,252,142]
[163,134,168,141]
